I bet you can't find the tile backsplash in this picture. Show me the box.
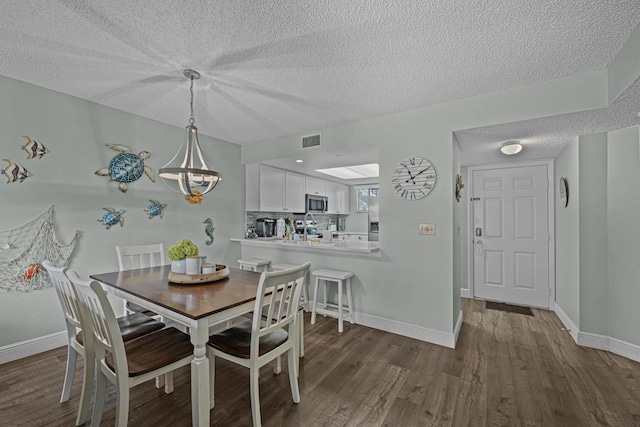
[246,212,347,232]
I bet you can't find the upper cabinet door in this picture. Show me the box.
[259,165,285,212]
[336,183,350,214]
[326,181,337,214]
[305,176,326,196]
[284,171,305,212]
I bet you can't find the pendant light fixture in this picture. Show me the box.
[159,69,221,201]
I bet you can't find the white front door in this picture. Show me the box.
[472,164,550,308]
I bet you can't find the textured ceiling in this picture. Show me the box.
[1,0,639,152]
[456,76,640,166]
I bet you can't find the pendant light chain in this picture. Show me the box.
[189,75,195,126]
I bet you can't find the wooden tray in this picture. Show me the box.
[168,265,229,284]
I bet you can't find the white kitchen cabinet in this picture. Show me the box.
[246,164,305,212]
[305,176,326,196]
[326,181,337,213]
[284,170,305,212]
[326,181,350,214]
[335,183,350,214]
[349,234,367,241]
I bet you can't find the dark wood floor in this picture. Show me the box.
[1,299,639,426]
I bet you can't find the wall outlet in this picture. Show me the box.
[419,224,436,235]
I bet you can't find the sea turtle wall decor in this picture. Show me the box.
[2,158,33,183]
[98,207,126,229]
[144,199,167,219]
[21,136,50,159]
[95,144,154,193]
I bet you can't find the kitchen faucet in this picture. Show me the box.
[303,211,316,242]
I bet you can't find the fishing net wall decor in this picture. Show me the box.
[0,205,79,292]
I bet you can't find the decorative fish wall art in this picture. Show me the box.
[98,207,126,229]
[95,144,154,193]
[2,158,33,183]
[144,199,167,219]
[21,136,50,159]
[204,217,215,245]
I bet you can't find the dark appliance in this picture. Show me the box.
[255,218,275,237]
[306,194,328,213]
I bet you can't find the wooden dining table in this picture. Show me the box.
[91,264,262,427]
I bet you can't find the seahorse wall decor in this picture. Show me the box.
[204,218,215,245]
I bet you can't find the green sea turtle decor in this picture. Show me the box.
[144,199,167,219]
[95,144,154,193]
[98,208,126,230]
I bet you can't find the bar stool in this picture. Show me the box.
[310,269,354,333]
[237,258,271,272]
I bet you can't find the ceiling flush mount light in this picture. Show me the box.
[500,140,523,155]
[159,69,221,202]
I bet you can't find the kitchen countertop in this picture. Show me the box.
[230,237,381,256]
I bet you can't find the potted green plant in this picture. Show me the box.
[168,239,199,274]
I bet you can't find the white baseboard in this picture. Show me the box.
[460,288,471,299]
[0,331,67,365]
[578,332,640,363]
[353,311,457,349]
[553,303,579,343]
[453,310,464,346]
[554,303,640,364]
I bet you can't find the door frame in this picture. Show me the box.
[466,159,556,309]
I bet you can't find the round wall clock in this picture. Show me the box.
[559,177,569,208]
[392,156,437,200]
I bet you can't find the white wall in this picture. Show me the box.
[0,76,244,348]
[239,25,638,345]
[554,138,580,326]
[607,126,640,345]
[578,133,609,336]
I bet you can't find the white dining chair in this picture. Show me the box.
[43,261,166,427]
[207,262,310,427]
[68,273,194,427]
[115,244,165,319]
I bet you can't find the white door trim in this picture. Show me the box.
[467,159,556,309]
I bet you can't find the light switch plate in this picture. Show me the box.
[419,224,436,235]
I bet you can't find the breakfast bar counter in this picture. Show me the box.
[230,237,381,257]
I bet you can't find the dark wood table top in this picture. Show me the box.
[91,265,262,320]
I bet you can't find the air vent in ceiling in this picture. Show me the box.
[302,133,321,149]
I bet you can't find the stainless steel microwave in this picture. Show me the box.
[306,194,328,213]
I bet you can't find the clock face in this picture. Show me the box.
[392,156,437,200]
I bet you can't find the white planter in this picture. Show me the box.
[171,259,186,274]
[186,256,202,275]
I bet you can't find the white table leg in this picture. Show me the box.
[190,318,210,427]
[346,277,354,324]
[338,280,343,333]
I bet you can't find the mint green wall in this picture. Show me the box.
[554,138,581,326]
[607,126,640,345]
[578,133,609,335]
[452,138,461,326]
[241,71,615,337]
[0,76,244,347]
[458,166,469,295]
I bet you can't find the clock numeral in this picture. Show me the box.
[394,183,402,191]
[410,191,416,199]
[401,190,407,198]
[409,157,416,166]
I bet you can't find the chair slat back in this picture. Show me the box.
[251,262,311,353]
[43,261,82,332]
[68,272,129,377]
[116,244,165,271]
